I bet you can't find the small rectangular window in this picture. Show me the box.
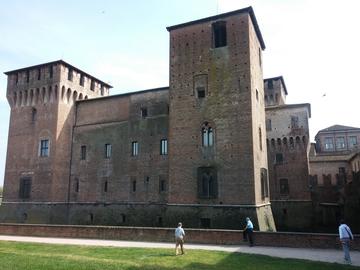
[336,137,345,149]
[160,139,168,155]
[275,153,283,164]
[325,137,334,150]
[90,80,95,90]
[132,141,139,156]
[197,87,206,98]
[104,180,108,192]
[349,136,357,148]
[19,177,32,199]
[279,178,289,195]
[266,119,272,131]
[291,116,299,129]
[49,66,53,78]
[132,180,136,192]
[105,144,112,158]
[80,74,84,86]
[39,139,49,157]
[26,70,30,83]
[160,180,166,192]
[68,68,73,81]
[212,21,227,48]
[80,145,87,160]
[268,80,273,89]
[37,68,41,80]
[141,108,148,118]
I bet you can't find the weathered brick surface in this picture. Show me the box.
[1,9,276,231]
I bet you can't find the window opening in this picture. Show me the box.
[132,141,139,156]
[160,139,168,155]
[105,144,112,158]
[39,139,49,157]
[212,21,227,48]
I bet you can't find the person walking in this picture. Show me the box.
[175,222,185,255]
[339,219,354,264]
[243,217,254,246]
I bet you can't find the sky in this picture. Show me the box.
[0,0,360,186]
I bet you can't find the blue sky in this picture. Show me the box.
[1,0,360,186]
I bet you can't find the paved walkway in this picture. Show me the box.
[0,235,359,267]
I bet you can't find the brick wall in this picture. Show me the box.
[0,223,358,250]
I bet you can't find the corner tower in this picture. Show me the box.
[167,7,275,230]
[2,60,111,222]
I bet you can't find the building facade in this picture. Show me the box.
[1,7,276,230]
[264,76,313,231]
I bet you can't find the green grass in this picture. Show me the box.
[0,241,356,270]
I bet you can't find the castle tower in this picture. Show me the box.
[3,60,111,222]
[167,7,275,230]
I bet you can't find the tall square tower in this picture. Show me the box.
[167,7,275,230]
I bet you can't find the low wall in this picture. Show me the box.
[0,223,358,250]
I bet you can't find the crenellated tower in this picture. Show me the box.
[3,60,111,221]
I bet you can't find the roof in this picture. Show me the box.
[265,103,311,118]
[166,6,265,50]
[76,86,169,103]
[4,60,113,88]
[317,125,360,133]
[264,76,288,95]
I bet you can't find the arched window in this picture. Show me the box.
[202,124,214,147]
[197,167,217,198]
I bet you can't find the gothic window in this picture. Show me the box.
[90,80,95,90]
[197,167,217,199]
[39,139,49,157]
[26,70,30,83]
[104,143,112,159]
[202,123,214,147]
[104,180,108,192]
[279,178,289,195]
[19,177,32,199]
[132,141,139,156]
[160,139,168,155]
[212,21,227,48]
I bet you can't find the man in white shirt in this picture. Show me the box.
[175,222,185,255]
[339,219,354,264]
[243,217,254,246]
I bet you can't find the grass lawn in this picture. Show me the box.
[0,241,356,270]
